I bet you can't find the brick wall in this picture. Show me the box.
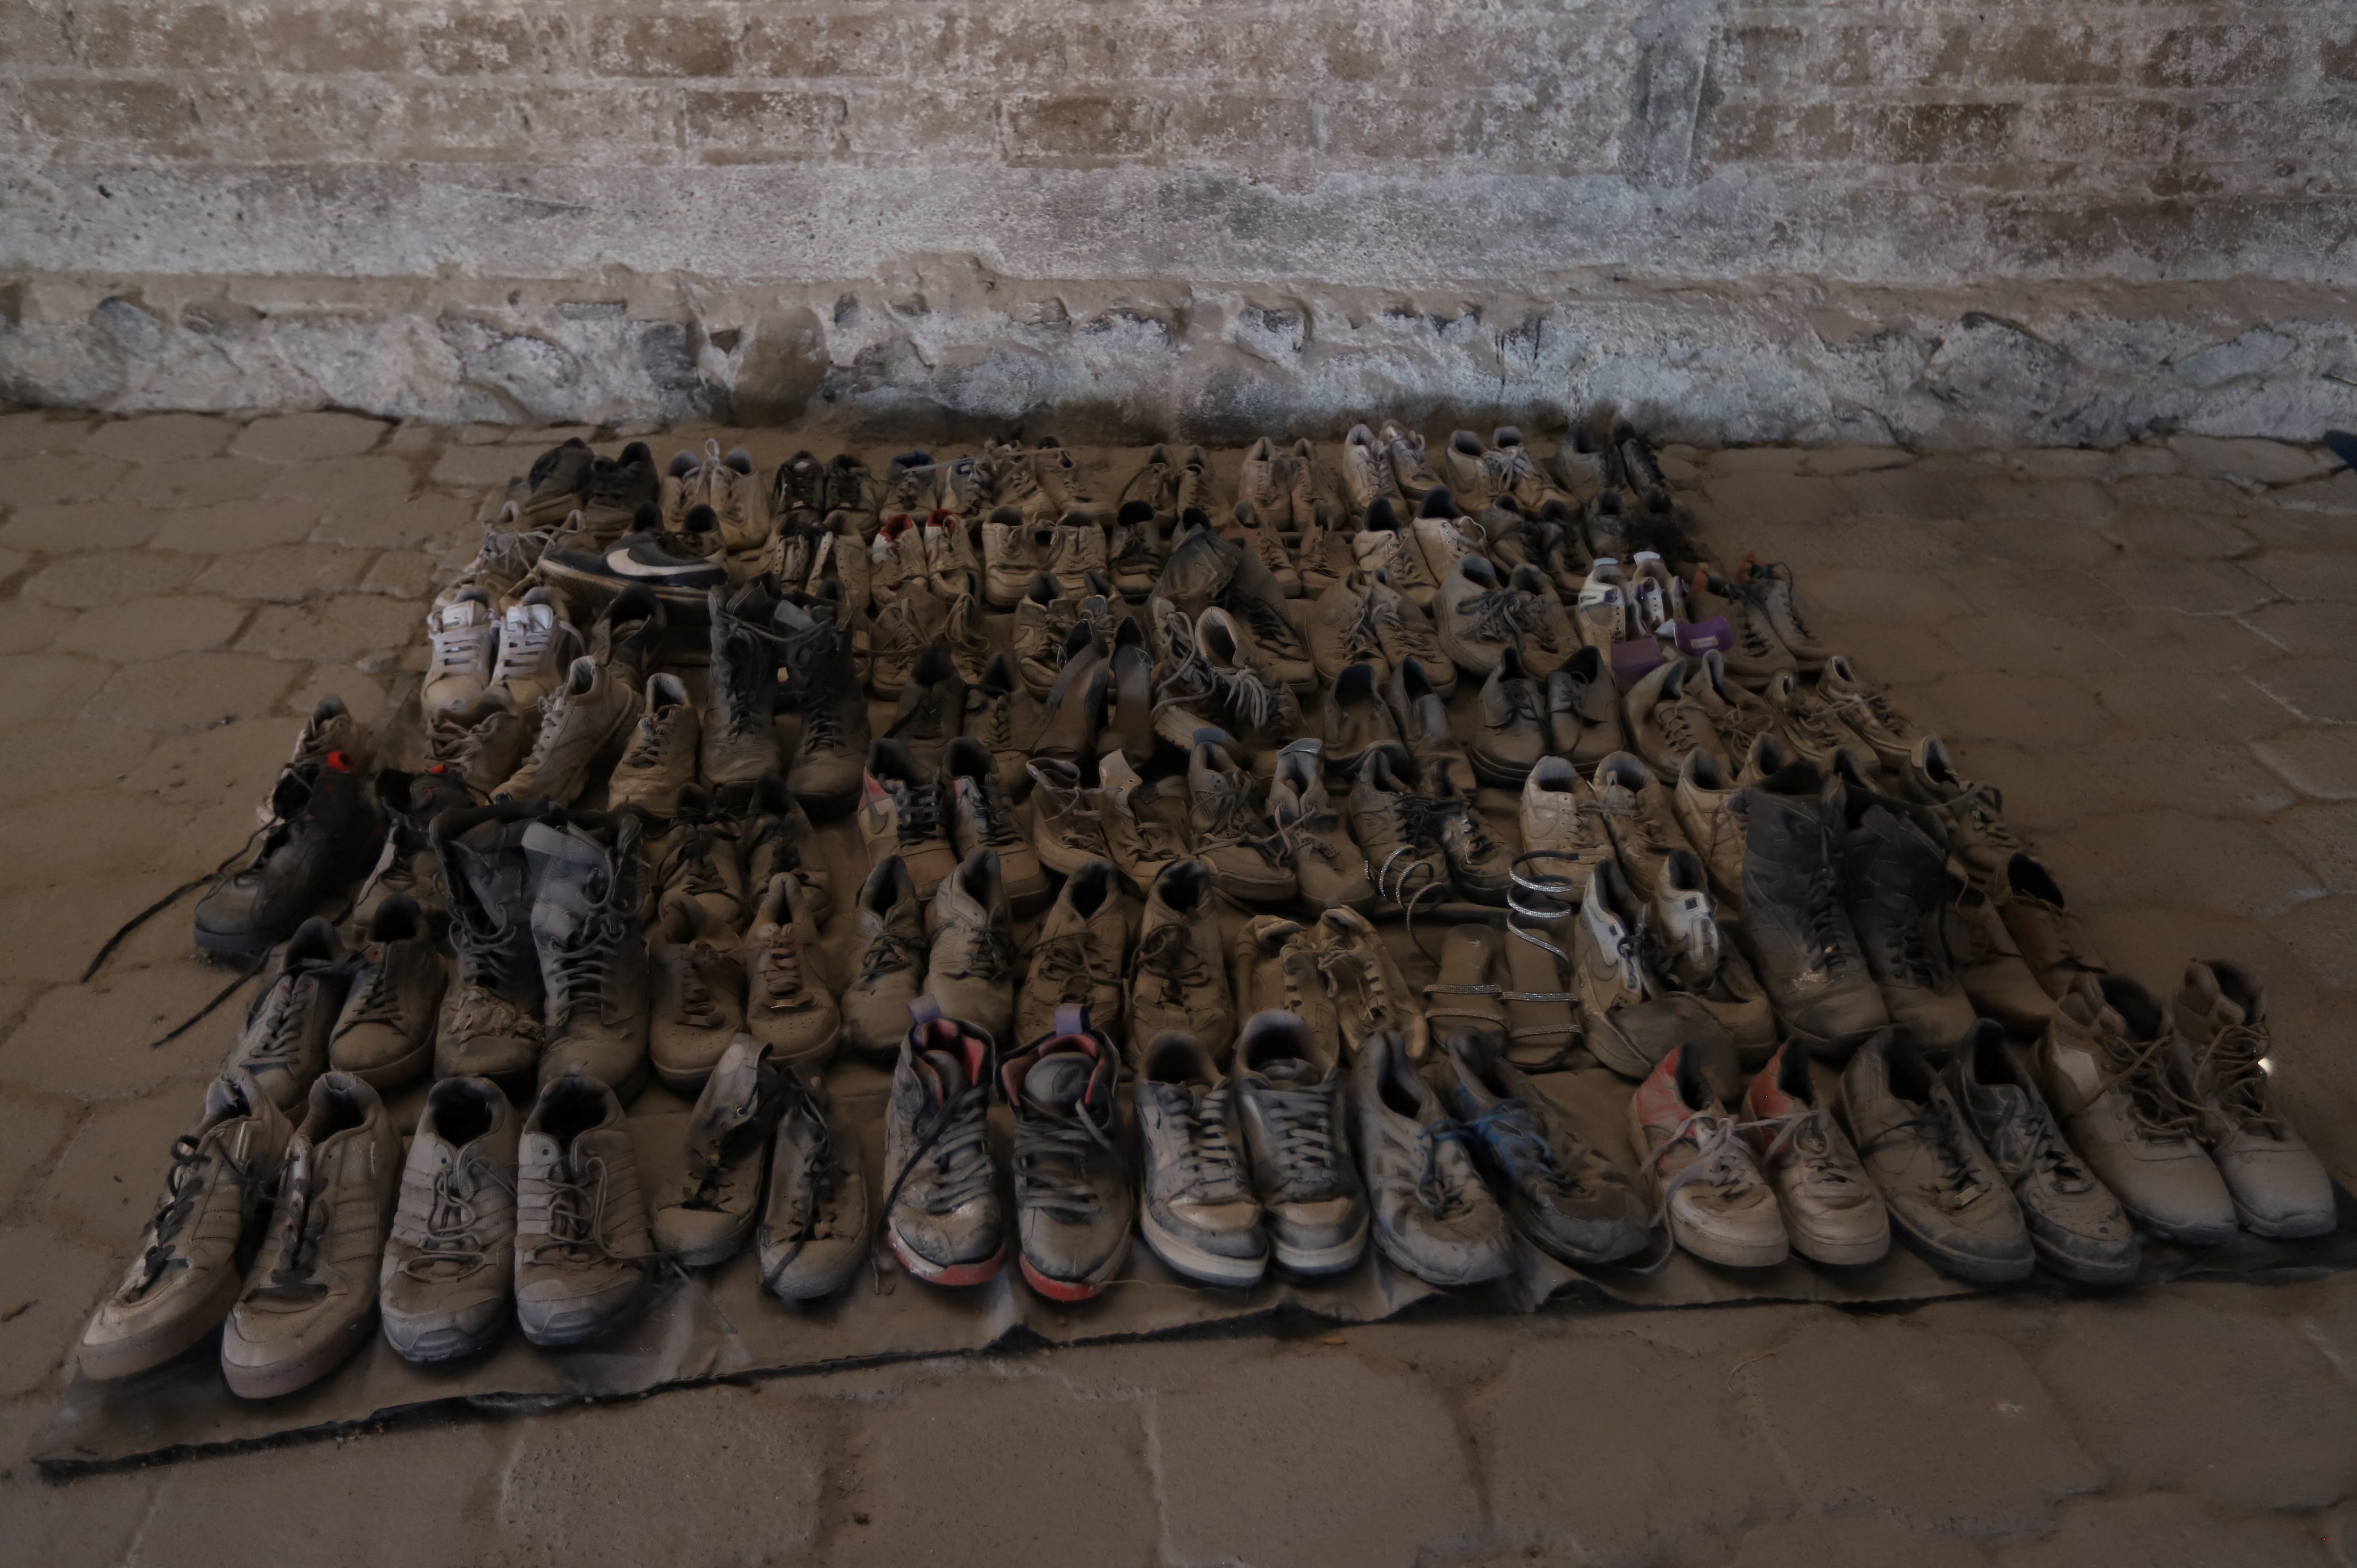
[1,1,2352,443]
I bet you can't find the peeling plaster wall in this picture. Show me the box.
[2,1,2354,444]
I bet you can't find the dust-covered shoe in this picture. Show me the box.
[606,673,700,817]
[225,918,349,1114]
[843,857,927,1060]
[1837,795,1978,1054]
[1441,1026,1649,1266]
[1994,853,2108,1000]
[1628,1045,1786,1269]
[885,1007,1005,1285]
[514,1071,656,1344]
[758,1063,870,1301]
[1350,1029,1512,1286]
[1733,763,1888,1058]
[1270,740,1377,912]
[1545,645,1626,772]
[1188,738,1296,904]
[1574,860,1732,1081]
[2172,961,2335,1239]
[1017,860,1129,1046]
[328,894,444,1090]
[379,1075,518,1362]
[860,738,959,900]
[1843,1030,2033,1283]
[432,803,545,1088]
[1130,859,1235,1068]
[922,849,1018,1046]
[646,901,746,1094]
[744,873,840,1070]
[1001,1009,1132,1299]
[525,813,652,1099]
[1945,1021,2138,1283]
[652,1034,789,1267]
[1739,1042,1887,1267]
[1135,1032,1267,1285]
[1231,1011,1367,1273]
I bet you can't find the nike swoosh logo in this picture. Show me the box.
[602,546,716,580]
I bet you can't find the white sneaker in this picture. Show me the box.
[488,586,580,710]
[1576,560,1631,649]
[424,586,500,715]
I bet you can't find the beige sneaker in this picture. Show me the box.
[1622,657,1716,784]
[869,513,931,600]
[1627,1045,1788,1268]
[1270,740,1376,912]
[1819,655,1912,770]
[1590,751,1695,896]
[1099,752,1187,893]
[859,738,959,898]
[1305,572,1392,684]
[867,578,952,699]
[966,653,1039,800]
[1907,736,2029,880]
[843,858,926,1059]
[495,655,636,806]
[1047,512,1111,597]
[1993,853,2107,999]
[1943,877,2056,1031]
[1028,757,1114,877]
[1017,860,1129,1045]
[744,874,840,1070]
[1339,423,1404,514]
[1131,859,1236,1067]
[980,505,1052,608]
[1225,502,1299,596]
[648,901,747,1093]
[1352,500,1440,606]
[1747,561,1833,670]
[1366,568,1454,694]
[1673,748,1747,908]
[1388,655,1477,796]
[1520,757,1616,888]
[488,586,582,713]
[946,736,1046,914]
[922,849,1018,1044]
[1651,849,1776,1064]
[1347,749,1447,911]
[1576,860,1733,1080]
[514,1071,656,1346]
[1231,916,1343,1060]
[2172,960,2335,1239]
[1187,739,1296,904]
[606,672,700,817]
[1741,1042,1888,1266]
[1688,649,1781,760]
[1012,570,1073,696]
[379,1075,520,1363]
[1238,437,1292,521]
[1765,670,1869,771]
[1312,906,1428,1059]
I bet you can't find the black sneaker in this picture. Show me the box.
[195,738,381,960]
[539,503,728,617]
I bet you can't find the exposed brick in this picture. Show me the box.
[586,11,739,78]
[1005,93,1162,162]
[2141,24,2300,91]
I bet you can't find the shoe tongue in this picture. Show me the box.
[1023,1049,1094,1114]
[1257,1055,1320,1088]
[921,1049,970,1097]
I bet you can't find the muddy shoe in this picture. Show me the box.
[1018,860,1129,1045]
[744,873,840,1070]
[197,747,381,960]
[1520,756,1615,889]
[514,1071,656,1345]
[647,902,747,1093]
[1306,573,1392,685]
[1843,1029,2033,1283]
[1349,749,1448,911]
[220,1072,402,1399]
[379,1075,518,1363]
[1739,1042,1888,1267]
[1688,569,1795,688]
[226,919,348,1114]
[1628,1045,1786,1269]
[778,600,871,818]
[1733,762,1888,1058]
[1312,907,1426,1059]
[1837,796,1977,1054]
[1944,1022,2137,1284]
[1189,738,1296,904]
[1545,645,1624,771]
[526,813,652,1100]
[946,736,1045,914]
[1001,1009,1132,1299]
[1994,853,2107,1000]
[1366,566,1454,697]
[1270,740,1376,912]
[2172,961,2334,1239]
[495,655,636,806]
[1441,1027,1650,1267]
[886,1008,1005,1285]
[755,1063,869,1302]
[923,849,1018,1046]
[1099,753,1186,893]
[652,1035,789,1267]
[327,894,444,1090]
[1623,657,1715,785]
[1672,749,1747,909]
[606,673,701,818]
[1350,1029,1512,1286]
[843,857,928,1059]
[1469,647,1547,786]
[860,738,959,899]
[426,694,533,799]
[425,586,500,716]
[1136,1032,1267,1285]
[1575,860,1731,1081]
[1426,765,1514,903]
[431,803,546,1088]
[1651,849,1775,1065]
[80,1070,293,1381]
[1231,1011,1367,1273]
[1130,859,1235,1068]
[702,583,783,789]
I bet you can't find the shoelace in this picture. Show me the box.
[771,1104,852,1251]
[1939,782,2021,848]
[491,611,559,685]
[1254,1080,1344,1200]
[1411,1115,1484,1218]
[671,944,733,1025]
[938,920,1018,984]
[339,947,409,1031]
[249,1151,335,1303]
[399,1157,516,1280]
[1463,1098,1593,1203]
[1862,1106,1993,1209]
[1135,921,1213,1005]
[883,1084,996,1218]
[127,1132,258,1299]
[1196,776,1286,861]
[758,924,807,998]
[1227,591,1311,661]
[664,823,733,902]
[886,778,949,847]
[1754,1108,1866,1199]
[2093,1026,2211,1141]
[1031,930,1117,1005]
[1800,865,1856,978]
[2198,1022,2284,1136]
[1015,1100,1119,1222]
[242,980,312,1065]
[548,866,636,1024]
[1489,674,1543,732]
[1462,586,1543,647]
[429,621,493,681]
[1646,1110,1769,1226]
[619,709,682,772]
[529,1154,640,1266]
[1164,1086,1250,1200]
[857,927,925,985]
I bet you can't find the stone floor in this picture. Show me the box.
[2,411,2356,1566]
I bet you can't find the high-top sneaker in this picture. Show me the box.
[352,766,467,936]
[1440,1026,1650,1266]
[327,894,443,1089]
[1129,859,1235,1067]
[1350,1029,1512,1286]
[1385,655,1474,794]
[607,672,700,817]
[220,1072,402,1399]
[1739,1041,1888,1267]
[651,1034,790,1267]
[860,738,959,898]
[1733,763,1889,1058]
[1134,1031,1266,1285]
[1842,1030,2033,1283]
[759,1061,870,1301]
[646,901,746,1093]
[1229,1011,1368,1273]
[1270,740,1376,912]
[379,1075,519,1362]
[197,743,381,960]
[843,857,928,1059]
[1837,797,1977,1053]
[777,598,871,817]
[1573,860,1733,1082]
[1746,560,1832,671]
[1018,859,1129,1044]
[80,1070,293,1380]
[1993,853,2107,1000]
[964,653,1039,802]
[884,1006,1005,1285]
[1545,645,1626,771]
[1943,1022,2138,1283]
[431,802,546,1088]
[1001,1009,1132,1299]
[514,1071,656,1344]
[744,873,840,1070]
[1652,849,1775,1064]
[701,582,782,790]
[1628,1045,1786,1269]
[525,812,652,1099]
[739,773,833,926]
[2172,961,2334,1238]
[922,848,1018,1045]
[1188,738,1296,904]
[225,918,348,1114]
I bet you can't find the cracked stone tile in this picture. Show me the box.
[0,1222,116,1399]
[0,1395,159,1566]
[2244,600,2354,659]
[79,414,237,464]
[1932,613,2131,678]
[1998,1490,2334,1567]
[2094,558,2279,616]
[1988,734,2296,830]
[229,411,391,463]
[1945,565,2125,623]
[312,492,476,551]
[189,544,373,603]
[2267,802,2357,897]
[237,595,423,664]
[0,789,213,894]
[1914,671,2113,749]
[145,498,324,555]
[0,411,99,458]
[0,718,156,808]
[50,596,248,662]
[2254,728,2357,801]
[1725,1510,1993,1567]
[2091,668,2294,740]
[1835,467,1984,521]
[0,501,163,555]
[0,600,74,654]
[0,455,129,506]
[2098,510,2260,559]
[0,654,113,728]
[430,444,534,488]
[22,552,206,610]
[83,652,297,732]
[2166,434,2341,487]
[358,549,437,599]
[263,454,420,506]
[2253,660,2357,725]
[1960,514,2122,570]
[2111,474,2256,514]
[1791,566,1975,625]
[2247,552,2357,603]
[0,1085,74,1211]
[108,458,273,509]
[2049,810,2325,920]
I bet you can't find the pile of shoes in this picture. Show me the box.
[84,423,2341,1400]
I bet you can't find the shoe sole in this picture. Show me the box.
[1271,1215,1371,1276]
[891,1228,1006,1288]
[194,923,290,962]
[1667,1216,1790,1271]
[221,1307,381,1400]
[1020,1235,1131,1302]
[1890,1217,2035,1284]
[78,1263,245,1382]
[1142,1211,1270,1288]
[2031,1238,2142,1287]
[1784,1217,1891,1268]
[1371,1227,1513,1288]
[1469,749,1539,789]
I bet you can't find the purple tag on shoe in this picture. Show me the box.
[1609,638,1665,689]
[1674,616,1735,658]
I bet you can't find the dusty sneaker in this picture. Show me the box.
[1188,738,1296,904]
[1945,877,2057,1032]
[1000,1009,1132,1299]
[1130,859,1235,1067]
[652,792,747,933]
[1352,498,1441,607]
[741,873,840,1070]
[1099,752,1188,892]
[703,583,783,789]
[1270,740,1376,912]
[1469,646,1547,785]
[2172,961,2334,1239]
[758,1063,869,1301]
[1628,1045,1786,1268]
[922,848,1018,1046]
[80,1070,293,1380]
[1652,849,1776,1064]
[1993,852,2108,1000]
[424,585,500,715]
[196,745,380,960]
[946,735,1045,914]
[1575,860,1731,1081]
[1842,1029,2033,1282]
[1231,916,1338,1054]
[1733,763,1889,1056]
[1312,907,1426,1059]
[1027,756,1113,877]
[1545,645,1626,771]
[652,1034,788,1267]
[1837,797,1977,1053]
[328,894,444,1089]
[885,1006,1005,1284]
[220,1071,403,1398]
[1906,736,2028,880]
[1426,766,1514,903]
[1945,1021,2138,1283]
[1134,1032,1267,1284]
[646,901,746,1093]
[966,653,1040,800]
[1435,554,1528,675]
[226,918,348,1114]
[1229,1011,1367,1273]
[1350,1029,1512,1286]
[1384,655,1473,795]
[1348,748,1448,911]
[1367,568,1454,695]
[843,857,927,1060]
[525,812,652,1099]
[1321,660,1408,778]
[604,673,700,817]
[1746,561,1833,670]
[859,738,959,899]
[378,1075,518,1362]
[778,600,871,817]
[1672,749,1747,909]
[1688,569,1796,688]
[1739,1042,1888,1266]
[1623,657,1716,784]
[495,654,636,806]
[432,804,545,1088]
[426,694,533,799]
[513,1071,656,1344]
[1590,751,1694,896]
[1018,859,1129,1045]
[488,587,582,713]
[1440,1027,1649,1266]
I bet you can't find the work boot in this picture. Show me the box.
[1839,797,1978,1054]
[220,1072,402,1399]
[1623,657,1715,784]
[225,919,348,1114]
[1350,1030,1512,1286]
[2172,961,2334,1239]
[1135,1032,1267,1285]
[744,873,840,1070]
[1440,1027,1650,1267]
[1426,766,1514,904]
[379,1075,519,1362]
[1739,1042,1888,1267]
[703,583,782,789]
[1349,749,1448,911]
[1545,645,1625,771]
[80,1070,293,1381]
[1575,860,1732,1082]
[1001,1009,1133,1299]
[607,672,701,817]
[1099,752,1187,893]
[1188,738,1296,904]
[778,599,871,817]
[758,1063,869,1301]
[1130,859,1235,1067]
[843,857,927,1060]
[431,803,546,1088]
[1270,740,1376,912]
[196,744,381,960]
[1590,750,1695,897]
[525,812,652,1100]
[1470,647,1547,785]
[327,894,444,1090]
[1994,853,2108,1000]
[1017,860,1129,1045]
[1734,764,1889,1058]
[860,737,959,900]
[964,653,1039,800]
[652,1035,789,1267]
[1628,1045,1786,1268]
[514,1071,656,1344]
[1652,849,1776,1065]
[884,1006,1005,1285]
[946,735,1044,914]
[647,901,746,1093]
[1905,736,2028,880]
[1945,1022,2138,1284]
[1231,1011,1368,1273]
[1386,655,1475,795]
[1673,749,1747,909]
[1842,1030,2033,1283]
[922,849,1018,1046]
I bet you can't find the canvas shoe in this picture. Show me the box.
[1188,738,1297,904]
[922,849,1018,1046]
[1733,763,1890,1056]
[1121,444,1183,522]
[1227,1010,1368,1272]
[733,873,837,1071]
[1589,751,1694,897]
[196,742,381,960]
[1627,1045,1785,1267]
[1838,798,1978,1054]
[858,738,958,900]
[1237,437,1294,522]
[1231,917,1339,1056]
[1441,1027,1649,1266]
[1130,1032,1266,1285]
[327,894,443,1090]
[1684,569,1796,688]
[755,1063,868,1301]
[980,504,1048,608]
[512,1071,656,1345]
[1386,655,1476,795]
[1739,1042,1888,1266]
[1842,1030,2033,1282]
[650,1034,790,1267]
[225,919,349,1114]
[487,586,582,713]
[1652,849,1775,1063]
[378,1075,518,1362]
[885,1008,1005,1285]
[1545,645,1625,771]
[1017,859,1129,1045]
[1305,572,1392,684]
[1352,498,1441,606]
[1270,740,1377,912]
[1348,749,1448,911]
[1906,736,2028,880]
[866,579,953,699]
[1365,568,1454,696]
[602,672,698,817]
[2172,961,2334,1239]
[1575,860,1732,1080]
[525,812,652,1098]
[1351,1029,1512,1286]
[1377,421,1440,500]
[1339,422,1405,515]
[998,1009,1133,1299]
[1574,560,1632,650]
[1012,570,1073,696]
[869,513,930,601]
[1943,1022,2138,1283]
[1414,501,1487,595]
[1673,749,1747,908]
[1622,658,1716,784]
[1993,853,2108,1000]
[1099,752,1188,893]
[839,857,925,1060]
[1520,757,1616,887]
[643,900,743,1093]
[662,440,768,549]
[1469,647,1547,786]
[1130,859,1235,1067]
[424,586,501,716]
[80,1070,293,1380]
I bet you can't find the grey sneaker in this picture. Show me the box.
[648,901,747,1093]
[1232,1010,1368,1273]
[860,737,960,898]
[80,1070,293,1381]
[1130,859,1236,1068]
[1739,1041,1889,1267]
[607,673,701,817]
[653,1035,789,1267]
[525,812,652,1100]
[1518,749,1605,872]
[2172,961,2335,1239]
[1628,1045,1786,1268]
[226,918,348,1114]
[744,873,840,1070]
[1001,1008,1132,1299]
[947,735,1046,914]
[1188,738,1296,904]
[1623,657,1716,785]
[1017,859,1129,1045]
[2040,975,2239,1245]
[1440,1027,1649,1266]
[327,894,444,1090]
[1841,1030,2033,1284]
[759,1063,870,1300]
[1733,763,1890,1057]
[1270,740,1376,912]
[1545,645,1625,771]
[1945,1022,2138,1284]
[432,803,545,1089]
[1350,1029,1512,1286]
[1349,749,1448,911]
[1837,798,1978,1054]
[922,848,1018,1046]
[843,857,928,1059]
[1322,661,1409,777]
[1905,736,2028,880]
[885,1008,1005,1285]
[1574,859,1733,1081]
[1135,1032,1268,1285]
[1590,750,1695,898]
[221,1071,402,1398]
[703,583,782,789]
[514,1071,657,1345]
[426,694,532,799]
[379,1075,518,1362]
[1469,647,1547,785]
